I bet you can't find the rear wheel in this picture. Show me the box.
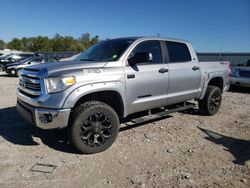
[69,101,120,154]
[198,85,222,115]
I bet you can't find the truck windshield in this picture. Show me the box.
[75,38,135,62]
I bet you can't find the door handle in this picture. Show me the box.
[192,66,200,71]
[127,74,135,79]
[158,68,168,73]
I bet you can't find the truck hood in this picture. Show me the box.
[27,61,108,75]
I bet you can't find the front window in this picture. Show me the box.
[75,38,135,62]
[129,40,162,64]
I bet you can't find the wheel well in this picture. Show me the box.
[208,77,223,91]
[73,91,124,118]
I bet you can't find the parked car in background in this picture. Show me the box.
[230,60,250,88]
[0,54,10,60]
[0,54,22,64]
[4,56,56,76]
[0,49,22,57]
[0,53,34,66]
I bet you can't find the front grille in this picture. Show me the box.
[239,70,250,78]
[18,74,41,98]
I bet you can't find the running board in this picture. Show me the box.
[128,102,195,125]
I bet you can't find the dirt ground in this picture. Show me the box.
[0,72,250,188]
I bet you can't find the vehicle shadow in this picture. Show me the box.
[228,85,250,94]
[179,108,201,116]
[198,127,250,166]
[0,106,173,153]
[0,106,79,154]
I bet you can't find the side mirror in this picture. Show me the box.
[128,52,152,65]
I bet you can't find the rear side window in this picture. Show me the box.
[130,40,162,64]
[166,41,191,62]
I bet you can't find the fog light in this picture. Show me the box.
[39,114,52,123]
[39,114,48,123]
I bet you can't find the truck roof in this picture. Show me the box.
[114,36,189,44]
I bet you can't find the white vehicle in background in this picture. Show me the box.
[1,54,22,61]
[4,56,56,76]
[0,49,22,57]
[230,60,250,88]
[0,53,34,71]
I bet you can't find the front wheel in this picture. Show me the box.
[198,85,222,116]
[69,101,120,154]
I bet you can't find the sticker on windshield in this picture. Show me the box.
[112,54,118,60]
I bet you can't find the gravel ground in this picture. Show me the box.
[0,72,250,188]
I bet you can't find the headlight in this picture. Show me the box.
[45,76,76,93]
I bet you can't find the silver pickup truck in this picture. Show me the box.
[16,37,230,154]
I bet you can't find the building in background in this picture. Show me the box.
[197,52,250,66]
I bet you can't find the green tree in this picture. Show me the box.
[0,39,5,49]
[79,33,91,50]
[7,38,22,50]
[63,36,78,52]
[90,35,99,46]
[52,33,65,52]
[20,37,29,51]
[5,33,99,52]
[32,36,52,52]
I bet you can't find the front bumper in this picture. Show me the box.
[16,99,71,129]
[230,77,250,88]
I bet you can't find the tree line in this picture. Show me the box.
[0,33,99,52]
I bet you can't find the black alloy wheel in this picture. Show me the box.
[69,101,120,154]
[80,112,113,147]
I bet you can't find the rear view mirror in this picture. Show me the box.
[128,52,152,65]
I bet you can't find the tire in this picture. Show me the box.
[69,101,120,154]
[198,85,222,116]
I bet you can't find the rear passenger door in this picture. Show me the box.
[125,40,169,115]
[166,41,201,104]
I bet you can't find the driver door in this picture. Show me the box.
[124,40,169,115]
